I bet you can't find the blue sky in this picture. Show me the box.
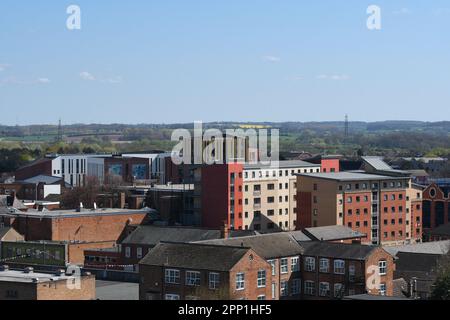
[0,0,449,125]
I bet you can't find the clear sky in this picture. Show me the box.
[0,1,449,125]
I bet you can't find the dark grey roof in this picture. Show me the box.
[344,294,410,301]
[428,223,450,238]
[395,252,441,274]
[0,227,13,239]
[384,240,450,256]
[21,175,63,185]
[122,225,222,246]
[286,230,312,242]
[196,233,304,259]
[302,225,366,241]
[299,241,380,260]
[139,242,251,271]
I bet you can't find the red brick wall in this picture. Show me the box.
[321,159,340,173]
[379,191,407,243]
[296,191,312,229]
[68,241,116,265]
[343,192,372,243]
[15,159,52,181]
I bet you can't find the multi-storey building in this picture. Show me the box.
[139,242,272,300]
[422,180,450,236]
[198,160,321,232]
[299,241,394,298]
[296,170,422,246]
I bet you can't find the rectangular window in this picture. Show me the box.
[165,294,180,300]
[257,295,266,300]
[280,280,288,297]
[349,264,356,281]
[319,258,329,273]
[304,281,315,296]
[236,273,245,290]
[186,271,201,286]
[334,283,344,298]
[379,283,386,296]
[305,257,316,272]
[291,256,300,272]
[379,260,387,275]
[319,282,330,297]
[292,279,301,295]
[165,269,180,284]
[334,260,345,274]
[136,247,143,259]
[209,272,220,290]
[257,270,266,288]
[268,259,276,276]
[125,247,131,258]
[280,258,288,274]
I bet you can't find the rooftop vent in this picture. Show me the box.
[24,267,34,274]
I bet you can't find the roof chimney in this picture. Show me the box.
[221,222,230,239]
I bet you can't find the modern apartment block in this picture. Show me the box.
[199,160,321,232]
[296,170,423,246]
[139,242,272,300]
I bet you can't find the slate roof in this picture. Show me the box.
[121,225,222,246]
[362,156,393,171]
[286,230,312,242]
[196,233,304,259]
[384,240,450,256]
[302,225,366,241]
[299,241,380,260]
[139,242,251,271]
[21,175,63,185]
[427,223,450,238]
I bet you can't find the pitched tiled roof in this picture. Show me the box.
[122,225,222,246]
[139,242,251,271]
[299,241,379,260]
[196,233,304,259]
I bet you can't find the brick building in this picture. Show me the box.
[299,241,394,298]
[139,242,272,300]
[422,181,450,234]
[188,160,321,232]
[0,266,95,300]
[0,208,150,242]
[296,170,423,246]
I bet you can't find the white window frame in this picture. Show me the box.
[291,256,300,272]
[319,258,329,273]
[165,294,180,300]
[209,272,220,290]
[280,258,288,274]
[378,260,387,275]
[257,269,266,288]
[185,271,201,286]
[236,272,245,291]
[379,283,387,296]
[257,295,266,300]
[268,259,276,276]
[319,282,330,297]
[304,281,315,296]
[165,269,180,284]
[334,260,345,275]
[305,257,316,272]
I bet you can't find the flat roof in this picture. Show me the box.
[244,160,319,170]
[0,208,151,219]
[295,171,408,182]
[0,269,81,284]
